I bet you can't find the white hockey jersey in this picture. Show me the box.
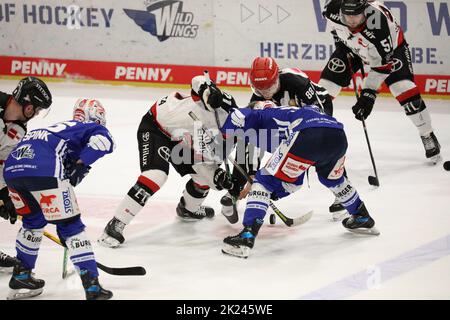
[0,92,27,189]
[324,0,405,91]
[149,92,229,187]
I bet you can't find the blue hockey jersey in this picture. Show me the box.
[4,120,115,180]
[220,105,343,153]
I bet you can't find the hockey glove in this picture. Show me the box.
[68,162,91,187]
[352,89,377,121]
[213,168,240,197]
[0,187,17,224]
[198,83,236,113]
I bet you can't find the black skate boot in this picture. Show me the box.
[176,197,215,221]
[421,132,441,164]
[342,203,380,235]
[328,197,349,221]
[220,193,239,224]
[80,270,113,300]
[98,217,126,248]
[222,219,263,258]
[7,264,45,300]
[0,251,20,268]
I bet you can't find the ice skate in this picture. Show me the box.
[222,219,263,258]
[328,197,349,221]
[421,132,441,164]
[342,203,380,236]
[7,264,45,300]
[176,197,215,221]
[220,193,239,224]
[80,270,113,300]
[0,251,20,270]
[98,217,126,248]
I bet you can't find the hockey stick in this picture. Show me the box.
[10,211,146,276]
[188,111,313,227]
[347,54,380,187]
[41,230,147,276]
[203,70,239,223]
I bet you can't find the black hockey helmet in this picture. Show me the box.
[341,0,368,15]
[12,77,52,110]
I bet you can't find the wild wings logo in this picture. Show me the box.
[124,0,199,42]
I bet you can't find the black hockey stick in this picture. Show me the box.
[41,225,147,276]
[203,70,239,223]
[16,213,146,276]
[347,54,380,187]
[188,111,313,227]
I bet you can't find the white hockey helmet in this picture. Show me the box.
[73,98,107,126]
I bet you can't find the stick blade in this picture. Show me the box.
[97,263,147,276]
[288,210,314,227]
[368,176,380,187]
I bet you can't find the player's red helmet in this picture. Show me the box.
[249,57,280,99]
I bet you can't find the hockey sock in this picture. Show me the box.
[407,109,433,136]
[322,177,362,215]
[183,179,209,213]
[116,170,167,224]
[66,231,99,278]
[15,227,44,270]
[242,182,270,226]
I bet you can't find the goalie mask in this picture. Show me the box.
[73,98,107,126]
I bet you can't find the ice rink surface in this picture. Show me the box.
[0,80,449,300]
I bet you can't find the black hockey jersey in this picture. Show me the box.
[323,0,405,91]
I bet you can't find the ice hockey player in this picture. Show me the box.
[249,56,333,116]
[0,77,52,271]
[203,88,379,258]
[221,57,344,222]
[319,0,441,163]
[98,75,241,248]
[3,98,114,300]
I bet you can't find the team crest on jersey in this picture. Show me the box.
[124,1,199,42]
[11,144,35,160]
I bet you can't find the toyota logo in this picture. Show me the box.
[158,146,171,162]
[328,58,347,73]
[391,58,403,73]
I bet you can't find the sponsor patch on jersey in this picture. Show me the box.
[8,188,31,215]
[328,156,346,180]
[328,58,347,73]
[62,190,73,215]
[279,156,311,179]
[158,146,171,162]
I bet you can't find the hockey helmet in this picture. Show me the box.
[340,0,368,28]
[248,100,277,110]
[12,77,52,110]
[249,57,280,99]
[73,98,107,126]
[341,0,368,15]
